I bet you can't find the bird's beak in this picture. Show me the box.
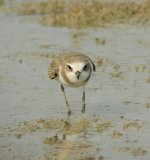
[75,71,81,80]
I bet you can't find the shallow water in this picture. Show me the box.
[0,4,150,160]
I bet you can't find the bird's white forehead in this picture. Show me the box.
[68,62,85,71]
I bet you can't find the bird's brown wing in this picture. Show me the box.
[48,58,59,80]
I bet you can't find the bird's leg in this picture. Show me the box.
[81,88,86,113]
[60,84,71,116]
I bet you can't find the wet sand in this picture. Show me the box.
[3,0,150,28]
[0,0,150,160]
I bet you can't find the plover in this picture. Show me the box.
[48,53,95,115]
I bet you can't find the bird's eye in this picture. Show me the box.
[83,64,89,71]
[66,65,72,71]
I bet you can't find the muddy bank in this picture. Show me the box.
[2,0,150,28]
[1,116,149,160]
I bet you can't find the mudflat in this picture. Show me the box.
[0,0,150,160]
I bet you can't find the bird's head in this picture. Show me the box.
[64,61,92,86]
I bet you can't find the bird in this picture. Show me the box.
[48,53,96,115]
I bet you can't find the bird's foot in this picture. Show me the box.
[68,110,72,116]
[81,104,86,113]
